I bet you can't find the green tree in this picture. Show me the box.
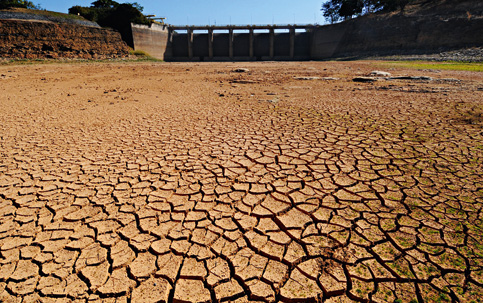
[341,0,365,18]
[68,1,149,25]
[322,0,412,23]
[322,0,343,23]
[68,1,151,47]
[322,0,366,23]
[91,0,118,9]
[0,0,39,9]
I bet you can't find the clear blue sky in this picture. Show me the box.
[35,0,327,26]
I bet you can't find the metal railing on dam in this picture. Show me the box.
[166,24,316,61]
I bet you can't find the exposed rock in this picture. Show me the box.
[352,77,378,82]
[233,68,250,73]
[311,0,483,61]
[294,76,321,80]
[0,8,100,27]
[0,19,129,59]
[388,76,433,81]
[370,71,391,77]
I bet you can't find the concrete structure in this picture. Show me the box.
[310,14,483,60]
[130,12,483,61]
[167,25,314,61]
[131,23,170,59]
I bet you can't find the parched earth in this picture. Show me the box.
[0,61,482,303]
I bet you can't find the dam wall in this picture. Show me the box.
[167,26,313,61]
[129,24,313,61]
[131,23,170,59]
[131,0,483,62]
[131,13,483,62]
[4,3,479,61]
[311,14,483,59]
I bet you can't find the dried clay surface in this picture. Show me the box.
[0,61,482,302]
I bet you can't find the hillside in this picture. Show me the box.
[390,0,483,19]
[0,7,99,27]
[0,8,129,59]
[312,0,483,61]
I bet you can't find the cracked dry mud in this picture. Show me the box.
[0,61,482,303]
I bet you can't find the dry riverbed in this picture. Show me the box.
[0,61,482,302]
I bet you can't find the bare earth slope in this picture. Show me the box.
[0,8,129,60]
[313,0,483,61]
[0,61,482,302]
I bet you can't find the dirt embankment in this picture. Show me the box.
[0,8,100,27]
[0,19,129,59]
[312,0,483,60]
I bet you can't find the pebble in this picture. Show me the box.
[233,68,250,73]
[370,71,392,77]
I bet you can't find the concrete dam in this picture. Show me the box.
[168,25,314,61]
[131,13,483,62]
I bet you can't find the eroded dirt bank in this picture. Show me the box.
[0,19,129,59]
[0,61,482,302]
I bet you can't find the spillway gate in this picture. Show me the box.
[167,25,315,61]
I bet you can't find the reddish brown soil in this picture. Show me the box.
[0,19,129,59]
[0,61,482,302]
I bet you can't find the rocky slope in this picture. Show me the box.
[0,19,129,59]
[312,0,483,61]
[0,7,100,27]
